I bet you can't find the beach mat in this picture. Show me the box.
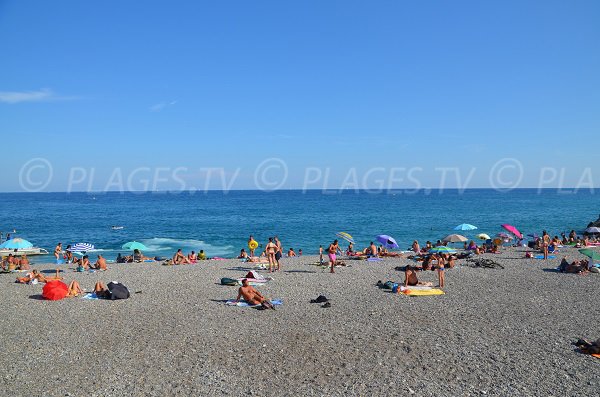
[402,289,445,296]
[535,255,556,259]
[225,299,282,307]
[367,257,383,262]
[82,293,101,300]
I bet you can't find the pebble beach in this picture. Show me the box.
[1,247,599,397]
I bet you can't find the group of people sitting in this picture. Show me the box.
[71,254,108,271]
[172,249,207,264]
[237,247,302,259]
[1,253,31,271]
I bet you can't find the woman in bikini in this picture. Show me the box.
[265,238,277,273]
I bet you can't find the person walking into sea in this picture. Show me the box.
[274,236,283,271]
[266,237,278,273]
[54,242,62,261]
[328,240,339,273]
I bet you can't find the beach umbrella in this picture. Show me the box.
[578,249,600,262]
[501,224,523,239]
[335,232,355,244]
[585,227,600,234]
[375,235,399,249]
[476,233,490,240]
[70,242,95,253]
[443,234,468,243]
[454,224,478,231]
[0,238,33,250]
[122,241,148,251]
[42,280,68,301]
[429,246,457,254]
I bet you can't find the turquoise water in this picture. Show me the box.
[0,190,598,259]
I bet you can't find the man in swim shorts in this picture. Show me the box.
[236,279,274,309]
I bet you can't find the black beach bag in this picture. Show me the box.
[107,282,130,300]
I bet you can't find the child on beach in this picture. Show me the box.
[319,245,324,264]
[437,260,445,288]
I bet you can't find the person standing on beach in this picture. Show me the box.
[319,245,324,264]
[248,235,257,257]
[542,230,550,260]
[265,237,277,272]
[328,240,339,273]
[54,243,62,261]
[274,236,283,271]
[437,258,445,287]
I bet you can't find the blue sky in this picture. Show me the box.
[1,0,599,191]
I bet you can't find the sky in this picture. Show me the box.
[1,0,599,192]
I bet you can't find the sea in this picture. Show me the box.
[1,189,598,259]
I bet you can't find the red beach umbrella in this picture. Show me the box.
[501,224,523,239]
[42,280,69,301]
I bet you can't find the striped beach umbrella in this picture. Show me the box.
[429,246,457,254]
[335,232,355,244]
[70,242,95,252]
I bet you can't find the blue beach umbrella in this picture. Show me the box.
[376,235,399,249]
[454,224,478,231]
[0,238,33,250]
[122,241,148,251]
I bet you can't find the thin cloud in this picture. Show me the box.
[0,88,79,104]
[150,100,177,112]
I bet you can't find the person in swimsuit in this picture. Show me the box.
[274,236,282,271]
[248,235,257,257]
[265,238,277,273]
[328,240,339,273]
[173,249,190,265]
[404,265,433,287]
[319,245,324,264]
[92,255,107,270]
[287,248,296,257]
[437,258,445,288]
[235,279,274,309]
[18,255,30,270]
[54,243,62,260]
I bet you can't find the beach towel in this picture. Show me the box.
[534,255,556,259]
[82,293,101,300]
[225,299,283,307]
[367,257,382,262]
[402,288,445,296]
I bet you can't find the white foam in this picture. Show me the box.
[140,237,234,256]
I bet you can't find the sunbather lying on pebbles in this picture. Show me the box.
[559,258,589,273]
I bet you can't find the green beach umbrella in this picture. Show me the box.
[578,248,600,262]
[429,246,457,254]
[122,241,148,251]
